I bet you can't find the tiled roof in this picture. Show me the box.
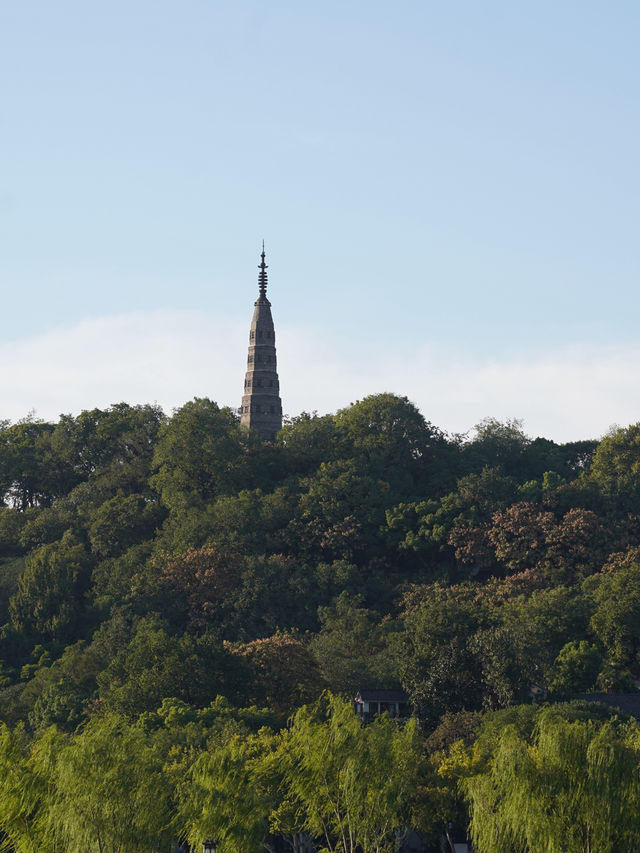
[355,689,408,702]
[575,693,640,717]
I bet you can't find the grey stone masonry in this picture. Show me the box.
[240,246,283,442]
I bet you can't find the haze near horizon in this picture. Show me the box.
[2,1,639,442]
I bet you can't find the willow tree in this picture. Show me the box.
[0,724,54,853]
[464,711,640,853]
[178,727,281,853]
[280,693,426,853]
[49,713,173,853]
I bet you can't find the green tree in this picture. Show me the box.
[396,584,488,725]
[96,618,247,714]
[222,553,319,640]
[549,641,602,694]
[52,403,164,485]
[335,393,452,495]
[0,508,27,557]
[18,503,78,552]
[468,624,532,710]
[464,712,640,853]
[150,398,253,513]
[281,694,426,853]
[0,723,51,853]
[588,422,640,509]
[201,488,282,555]
[0,417,74,511]
[88,493,165,559]
[279,411,344,474]
[286,458,393,564]
[9,531,94,646]
[311,592,398,697]
[387,467,516,575]
[91,541,154,612]
[586,562,640,669]
[179,726,281,853]
[28,656,99,732]
[500,585,591,688]
[0,555,25,625]
[50,713,173,853]
[462,417,530,478]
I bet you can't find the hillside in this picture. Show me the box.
[0,392,639,851]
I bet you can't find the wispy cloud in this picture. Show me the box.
[1,311,638,443]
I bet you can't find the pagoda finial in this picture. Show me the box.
[258,242,268,298]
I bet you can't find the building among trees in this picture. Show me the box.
[354,689,410,721]
[240,244,283,442]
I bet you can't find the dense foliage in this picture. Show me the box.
[1,394,639,850]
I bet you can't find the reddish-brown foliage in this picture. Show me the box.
[232,630,324,712]
[155,545,244,629]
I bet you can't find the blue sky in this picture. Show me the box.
[2,1,639,441]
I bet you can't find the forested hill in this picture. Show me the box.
[3,393,640,850]
[0,394,640,730]
[0,391,636,727]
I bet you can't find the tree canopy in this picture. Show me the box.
[0,395,638,850]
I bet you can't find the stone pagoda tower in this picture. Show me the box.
[240,245,283,442]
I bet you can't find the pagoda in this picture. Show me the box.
[240,245,283,442]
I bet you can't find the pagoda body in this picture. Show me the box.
[240,246,283,442]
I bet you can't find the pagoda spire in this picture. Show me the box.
[240,245,282,442]
[258,241,268,299]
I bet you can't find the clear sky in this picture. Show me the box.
[2,1,639,442]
